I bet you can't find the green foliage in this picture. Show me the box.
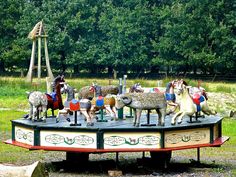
[0,0,235,75]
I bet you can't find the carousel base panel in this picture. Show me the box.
[5,113,229,153]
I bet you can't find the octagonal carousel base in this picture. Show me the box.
[5,113,229,154]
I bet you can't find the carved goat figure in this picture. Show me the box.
[115,92,167,127]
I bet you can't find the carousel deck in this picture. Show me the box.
[5,113,229,153]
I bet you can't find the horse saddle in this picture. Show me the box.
[165,93,176,101]
[46,92,57,102]
[192,93,205,112]
[95,96,104,107]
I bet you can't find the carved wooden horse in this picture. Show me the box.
[27,81,64,122]
[57,83,93,125]
[56,83,75,122]
[171,80,216,125]
[89,84,117,121]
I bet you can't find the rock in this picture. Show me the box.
[108,170,123,176]
[0,161,48,177]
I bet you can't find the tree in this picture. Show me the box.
[0,0,24,72]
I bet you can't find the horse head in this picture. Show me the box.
[129,83,144,93]
[175,80,192,95]
[61,83,75,101]
[89,83,102,97]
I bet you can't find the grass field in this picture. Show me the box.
[0,77,236,175]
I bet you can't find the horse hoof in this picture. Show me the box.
[66,118,71,122]
[87,122,94,126]
[56,118,59,123]
[177,121,182,124]
[23,114,29,119]
[135,124,140,127]
[171,122,175,125]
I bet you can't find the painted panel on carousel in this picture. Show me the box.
[15,126,34,146]
[40,131,97,149]
[104,132,161,149]
[165,128,210,148]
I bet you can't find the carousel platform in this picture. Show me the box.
[5,113,229,153]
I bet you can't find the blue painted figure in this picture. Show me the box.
[165,80,179,115]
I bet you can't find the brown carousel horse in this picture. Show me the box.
[89,83,117,121]
[27,76,64,122]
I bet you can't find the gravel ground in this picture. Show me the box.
[45,150,235,177]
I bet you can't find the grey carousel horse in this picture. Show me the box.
[56,83,76,122]
[57,83,93,125]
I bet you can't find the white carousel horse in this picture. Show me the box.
[171,80,216,125]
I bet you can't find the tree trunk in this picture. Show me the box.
[60,51,66,73]
[150,66,159,74]
[73,64,79,74]
[108,66,113,77]
[0,60,5,73]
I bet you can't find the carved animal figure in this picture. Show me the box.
[129,83,161,93]
[115,93,167,127]
[171,80,216,125]
[56,83,75,122]
[28,91,48,122]
[89,84,118,121]
[181,79,208,100]
[130,82,177,115]
[46,81,64,114]
[129,83,144,93]
[27,81,64,122]
[57,83,93,125]
[78,84,119,100]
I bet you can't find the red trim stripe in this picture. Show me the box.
[4,136,229,153]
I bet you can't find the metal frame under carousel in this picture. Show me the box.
[5,112,229,166]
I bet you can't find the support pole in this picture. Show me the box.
[197,147,200,164]
[142,151,145,158]
[123,75,127,93]
[118,78,123,120]
[70,111,81,126]
[26,40,36,82]
[97,108,108,122]
[141,110,156,126]
[44,38,54,80]
[37,37,41,81]
[116,152,119,164]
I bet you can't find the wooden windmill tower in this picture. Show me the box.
[26,21,54,82]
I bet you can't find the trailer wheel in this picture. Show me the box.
[150,151,172,168]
